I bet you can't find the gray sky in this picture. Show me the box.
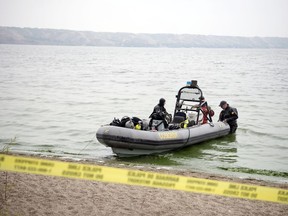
[0,0,287,37]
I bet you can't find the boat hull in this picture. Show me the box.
[96,122,230,157]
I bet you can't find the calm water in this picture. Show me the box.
[0,45,287,183]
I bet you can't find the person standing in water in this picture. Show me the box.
[219,100,238,133]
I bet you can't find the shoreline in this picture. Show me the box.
[2,152,288,188]
[1,153,288,215]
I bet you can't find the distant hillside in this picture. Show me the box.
[1,26,288,48]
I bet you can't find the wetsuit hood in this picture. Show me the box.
[159,98,166,107]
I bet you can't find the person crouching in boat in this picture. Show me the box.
[149,98,171,130]
[218,100,238,133]
[199,96,214,124]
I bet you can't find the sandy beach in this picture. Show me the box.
[1,155,287,216]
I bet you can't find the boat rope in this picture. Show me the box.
[77,134,96,155]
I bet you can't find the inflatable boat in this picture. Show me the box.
[96,80,230,157]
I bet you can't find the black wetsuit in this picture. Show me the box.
[219,105,238,133]
[149,104,168,128]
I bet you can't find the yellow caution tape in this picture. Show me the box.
[0,154,287,204]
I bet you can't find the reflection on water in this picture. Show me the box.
[197,134,238,163]
[117,134,238,168]
[174,134,237,160]
[116,154,182,166]
[116,133,288,181]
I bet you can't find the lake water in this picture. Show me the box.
[0,44,287,183]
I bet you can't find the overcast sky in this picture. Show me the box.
[0,0,287,37]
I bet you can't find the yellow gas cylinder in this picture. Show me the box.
[135,124,141,130]
[183,118,189,128]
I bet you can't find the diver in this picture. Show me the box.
[218,100,238,133]
[149,98,170,130]
[199,96,214,124]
